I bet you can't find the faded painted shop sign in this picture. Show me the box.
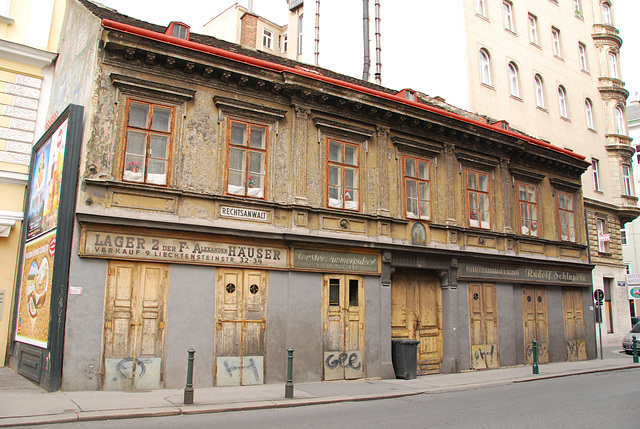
[293,249,380,275]
[458,263,592,286]
[80,229,288,269]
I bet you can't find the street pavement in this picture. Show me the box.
[0,348,637,427]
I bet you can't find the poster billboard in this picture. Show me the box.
[26,120,67,240]
[11,104,83,391]
[15,231,56,347]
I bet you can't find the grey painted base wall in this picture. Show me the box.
[59,256,596,391]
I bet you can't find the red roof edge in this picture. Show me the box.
[101,18,586,162]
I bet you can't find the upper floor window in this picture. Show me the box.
[534,74,545,108]
[327,139,359,210]
[518,183,538,236]
[558,192,576,242]
[551,27,562,57]
[122,99,174,186]
[602,3,612,25]
[467,170,490,229]
[227,120,267,198]
[623,165,633,196]
[585,98,594,129]
[558,86,568,118]
[0,0,9,17]
[528,14,539,44]
[621,227,628,246]
[282,33,288,53]
[573,0,582,15]
[476,0,486,17]
[578,43,588,71]
[608,51,619,78]
[479,49,492,86]
[615,106,626,134]
[404,156,431,221]
[297,14,303,55]
[592,158,600,191]
[263,28,273,49]
[503,2,514,31]
[508,62,520,97]
[597,218,608,252]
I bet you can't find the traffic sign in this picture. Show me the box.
[594,289,604,304]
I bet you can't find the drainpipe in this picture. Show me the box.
[362,0,370,81]
[314,0,320,65]
[374,0,381,85]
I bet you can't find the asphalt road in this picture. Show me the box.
[27,367,638,429]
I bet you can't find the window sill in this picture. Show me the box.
[574,13,584,21]
[530,42,542,50]
[587,127,597,134]
[561,116,571,123]
[593,189,604,195]
[510,95,523,102]
[504,28,517,36]
[580,69,590,76]
[0,15,13,24]
[553,55,565,62]
[536,106,548,113]
[480,83,495,91]
[475,13,489,22]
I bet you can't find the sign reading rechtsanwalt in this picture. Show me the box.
[80,229,287,269]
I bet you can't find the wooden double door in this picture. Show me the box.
[103,261,169,391]
[522,286,550,364]
[562,288,587,361]
[215,268,268,386]
[322,275,365,380]
[468,283,499,369]
[391,270,443,375]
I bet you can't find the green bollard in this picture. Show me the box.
[532,340,539,375]
[633,336,639,364]
[184,348,195,405]
[285,347,294,398]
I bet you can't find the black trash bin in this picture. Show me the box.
[391,339,420,379]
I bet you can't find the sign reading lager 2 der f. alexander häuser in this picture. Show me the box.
[80,228,287,269]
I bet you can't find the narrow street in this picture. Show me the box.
[28,368,638,429]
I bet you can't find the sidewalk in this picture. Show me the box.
[1,350,638,427]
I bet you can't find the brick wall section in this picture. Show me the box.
[240,13,258,49]
[0,72,41,166]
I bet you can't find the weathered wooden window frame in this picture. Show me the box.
[402,154,432,221]
[517,182,538,237]
[466,169,491,230]
[225,118,269,200]
[557,191,576,242]
[326,138,361,211]
[121,98,175,187]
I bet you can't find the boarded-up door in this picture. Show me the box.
[215,268,267,386]
[322,275,364,380]
[562,288,587,361]
[522,287,549,364]
[468,283,499,369]
[522,287,549,363]
[391,270,443,375]
[103,261,169,391]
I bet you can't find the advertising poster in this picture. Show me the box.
[15,230,56,348]
[26,119,68,240]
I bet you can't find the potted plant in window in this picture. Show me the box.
[124,160,143,182]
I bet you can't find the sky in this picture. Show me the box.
[94,0,640,103]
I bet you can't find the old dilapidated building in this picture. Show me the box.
[10,0,597,391]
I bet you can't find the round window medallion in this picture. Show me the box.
[473,293,479,300]
[250,284,259,294]
[527,295,532,302]
[537,296,542,303]
[226,283,236,294]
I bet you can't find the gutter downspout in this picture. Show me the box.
[362,0,370,81]
[101,18,585,162]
